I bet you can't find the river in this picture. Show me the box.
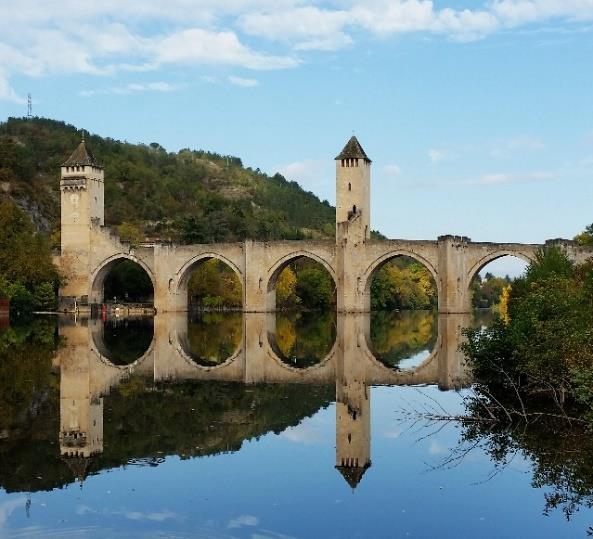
[0,310,591,538]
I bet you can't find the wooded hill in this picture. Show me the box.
[0,117,336,242]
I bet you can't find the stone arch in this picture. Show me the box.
[266,251,337,311]
[90,253,155,305]
[466,250,534,286]
[174,252,244,312]
[362,250,441,312]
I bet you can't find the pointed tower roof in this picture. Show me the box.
[62,138,102,168]
[336,463,371,489]
[62,455,92,482]
[335,136,371,162]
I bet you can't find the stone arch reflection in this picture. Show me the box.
[179,311,243,367]
[91,316,155,366]
[268,311,337,369]
[368,310,438,370]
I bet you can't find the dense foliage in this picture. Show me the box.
[462,245,593,420]
[370,310,437,367]
[575,223,593,246]
[0,199,60,313]
[371,258,437,310]
[471,272,511,309]
[273,311,337,368]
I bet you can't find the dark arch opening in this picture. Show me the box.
[92,317,154,366]
[268,256,336,312]
[367,255,438,369]
[179,311,243,367]
[92,258,154,306]
[269,311,336,369]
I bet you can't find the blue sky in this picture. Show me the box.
[0,0,592,275]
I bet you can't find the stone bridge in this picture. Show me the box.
[57,136,593,313]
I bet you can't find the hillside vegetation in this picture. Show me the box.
[0,117,335,242]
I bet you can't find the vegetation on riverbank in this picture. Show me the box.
[462,245,593,423]
[0,199,60,314]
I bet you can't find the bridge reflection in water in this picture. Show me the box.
[57,312,472,487]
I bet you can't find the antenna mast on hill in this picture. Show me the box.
[27,94,32,118]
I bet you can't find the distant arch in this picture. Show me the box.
[467,250,534,286]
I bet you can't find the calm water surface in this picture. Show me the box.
[0,311,591,538]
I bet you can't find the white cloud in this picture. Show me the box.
[76,504,180,522]
[414,168,558,188]
[228,514,259,529]
[428,149,446,163]
[276,159,334,203]
[0,497,26,529]
[429,440,447,455]
[80,81,179,97]
[490,135,545,157]
[492,0,593,26]
[280,422,325,444]
[229,75,259,87]
[154,29,298,70]
[2,0,593,101]
[0,70,26,104]
[239,7,352,50]
[464,170,555,185]
[383,164,402,177]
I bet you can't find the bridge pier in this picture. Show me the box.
[437,235,473,314]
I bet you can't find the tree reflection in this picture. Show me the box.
[186,312,243,366]
[459,398,593,522]
[273,311,336,368]
[370,311,437,368]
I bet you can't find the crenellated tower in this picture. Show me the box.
[59,138,104,304]
[335,314,371,488]
[335,136,371,243]
[335,136,372,312]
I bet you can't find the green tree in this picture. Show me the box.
[574,223,593,246]
[462,245,593,416]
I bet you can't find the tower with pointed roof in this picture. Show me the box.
[335,314,371,488]
[59,320,104,480]
[59,136,104,302]
[335,136,371,243]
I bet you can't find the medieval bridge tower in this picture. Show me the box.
[57,136,592,313]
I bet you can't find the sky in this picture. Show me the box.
[0,0,592,275]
